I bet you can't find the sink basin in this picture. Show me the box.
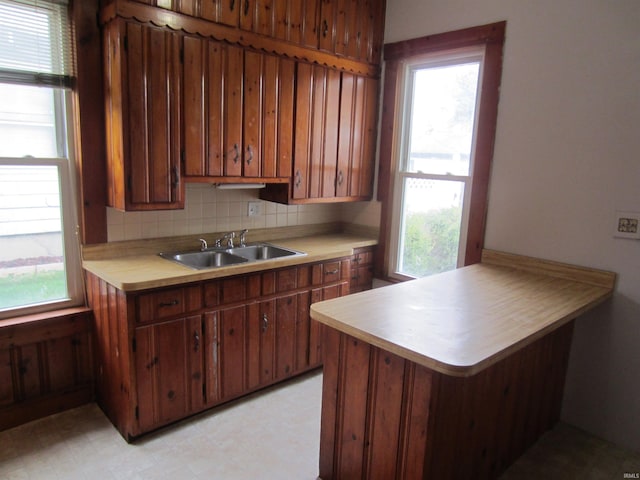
[159,242,305,270]
[160,250,249,270]
[226,243,305,261]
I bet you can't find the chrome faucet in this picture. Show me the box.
[238,229,248,247]
[198,238,208,251]
[214,232,235,248]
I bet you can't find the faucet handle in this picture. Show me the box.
[198,238,208,251]
[238,229,248,247]
[224,231,235,248]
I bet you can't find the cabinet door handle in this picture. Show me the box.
[294,170,302,189]
[232,143,240,164]
[337,170,344,186]
[244,0,249,16]
[322,19,328,38]
[246,144,253,165]
[172,166,180,189]
[194,331,200,352]
[159,299,179,307]
[325,269,339,275]
[262,313,268,332]
[230,0,235,11]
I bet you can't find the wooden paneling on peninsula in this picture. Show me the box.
[100,0,385,210]
[311,250,616,479]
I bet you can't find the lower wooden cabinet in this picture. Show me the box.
[350,246,375,293]
[135,315,204,432]
[87,256,352,441]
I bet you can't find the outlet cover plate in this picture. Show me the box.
[248,201,262,217]
[613,211,640,239]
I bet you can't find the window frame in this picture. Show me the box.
[376,22,506,281]
[0,0,83,320]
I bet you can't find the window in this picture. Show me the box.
[0,0,82,318]
[377,23,505,281]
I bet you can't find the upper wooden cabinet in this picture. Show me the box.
[103,20,184,210]
[117,0,385,65]
[182,37,294,181]
[100,1,385,209]
[261,65,379,204]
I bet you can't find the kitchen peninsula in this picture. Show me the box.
[310,250,615,479]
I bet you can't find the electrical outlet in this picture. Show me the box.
[613,211,640,239]
[248,201,262,217]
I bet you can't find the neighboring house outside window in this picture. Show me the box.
[377,22,506,281]
[0,0,82,319]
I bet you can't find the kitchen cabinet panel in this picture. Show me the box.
[218,305,247,399]
[103,20,183,210]
[87,253,356,440]
[183,36,292,181]
[135,315,203,432]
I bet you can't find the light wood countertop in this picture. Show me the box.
[83,232,377,292]
[310,250,615,377]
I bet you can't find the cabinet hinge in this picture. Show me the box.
[135,406,139,420]
[132,337,137,353]
[181,149,185,164]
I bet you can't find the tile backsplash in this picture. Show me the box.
[107,184,380,242]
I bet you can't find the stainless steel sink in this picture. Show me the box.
[226,243,305,261]
[159,242,305,270]
[160,250,249,270]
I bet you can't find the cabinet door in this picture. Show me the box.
[275,293,297,379]
[200,0,241,26]
[292,64,341,200]
[319,0,335,52]
[218,304,247,400]
[135,316,203,432]
[127,22,182,208]
[224,44,245,177]
[243,50,263,178]
[259,54,295,178]
[247,299,275,389]
[337,73,377,199]
[183,39,242,177]
[110,21,183,210]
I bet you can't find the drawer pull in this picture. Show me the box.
[262,313,268,332]
[325,269,339,275]
[194,331,200,352]
[159,300,179,308]
[246,144,253,165]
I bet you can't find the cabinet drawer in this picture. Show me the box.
[312,259,350,285]
[136,286,202,324]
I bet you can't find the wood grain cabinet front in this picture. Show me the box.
[182,37,294,182]
[350,246,375,293]
[261,65,379,204]
[121,0,385,64]
[87,255,354,440]
[103,20,184,211]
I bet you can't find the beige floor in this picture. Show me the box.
[1,371,639,479]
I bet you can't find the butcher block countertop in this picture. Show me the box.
[83,225,377,292]
[310,249,616,377]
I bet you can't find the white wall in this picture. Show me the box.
[384,0,640,451]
